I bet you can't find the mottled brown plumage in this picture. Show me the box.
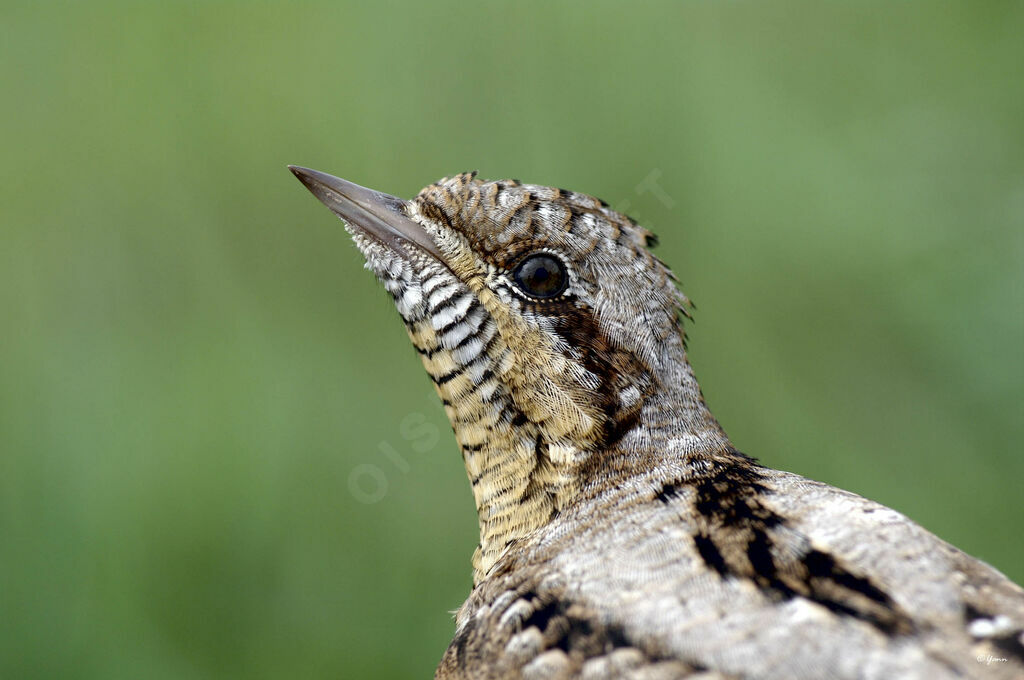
[289,167,1024,680]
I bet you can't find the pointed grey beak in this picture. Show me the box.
[288,166,445,262]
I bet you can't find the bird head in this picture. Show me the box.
[290,167,724,577]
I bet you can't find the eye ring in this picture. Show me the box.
[510,251,570,300]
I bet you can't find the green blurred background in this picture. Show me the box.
[2,1,1022,677]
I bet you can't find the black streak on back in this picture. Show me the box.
[656,456,913,636]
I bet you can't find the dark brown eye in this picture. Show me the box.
[512,253,568,299]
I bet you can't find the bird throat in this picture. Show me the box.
[401,276,606,582]
[401,268,727,582]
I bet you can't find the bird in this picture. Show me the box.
[288,166,1024,680]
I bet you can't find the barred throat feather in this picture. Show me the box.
[360,234,603,578]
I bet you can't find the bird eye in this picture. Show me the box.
[511,253,569,299]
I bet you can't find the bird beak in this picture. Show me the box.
[288,166,446,262]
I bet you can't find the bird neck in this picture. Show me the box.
[630,349,733,459]
[451,343,731,584]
